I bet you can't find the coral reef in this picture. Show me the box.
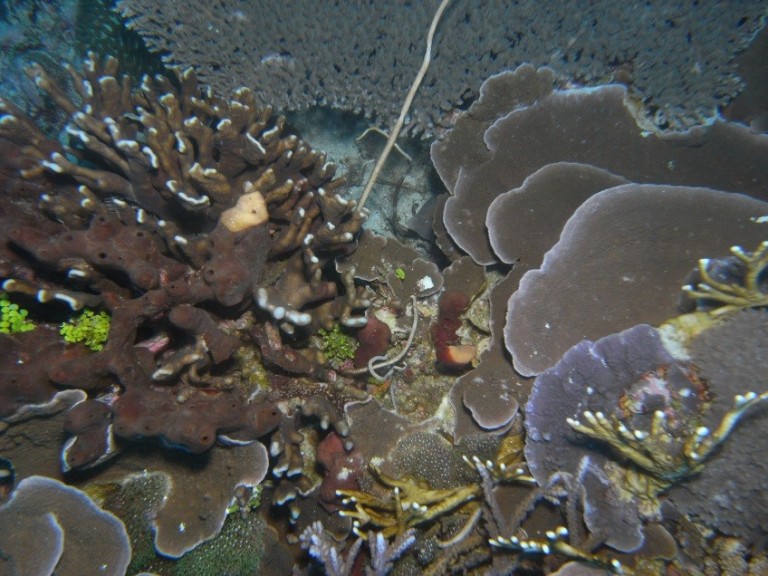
[0,51,366,449]
[433,65,768,265]
[0,51,373,562]
[300,520,416,576]
[525,309,768,556]
[666,308,768,548]
[338,464,481,537]
[448,270,529,440]
[1,4,767,573]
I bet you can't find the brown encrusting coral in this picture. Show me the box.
[0,52,370,558]
[0,51,366,430]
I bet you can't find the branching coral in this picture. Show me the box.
[566,390,768,487]
[0,51,372,455]
[682,240,768,312]
[60,308,110,351]
[337,464,481,538]
[300,520,416,576]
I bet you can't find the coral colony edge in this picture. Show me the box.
[1,1,768,575]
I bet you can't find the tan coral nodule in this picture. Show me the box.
[219,186,269,232]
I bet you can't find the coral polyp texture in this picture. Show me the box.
[116,0,766,135]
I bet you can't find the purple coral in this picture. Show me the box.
[524,324,683,552]
[525,311,768,553]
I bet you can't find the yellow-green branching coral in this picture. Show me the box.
[60,309,111,351]
[318,324,358,365]
[0,295,35,334]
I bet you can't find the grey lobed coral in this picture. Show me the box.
[505,183,768,377]
[433,66,768,266]
[115,0,767,137]
[0,476,131,575]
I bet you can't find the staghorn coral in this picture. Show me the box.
[300,520,416,576]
